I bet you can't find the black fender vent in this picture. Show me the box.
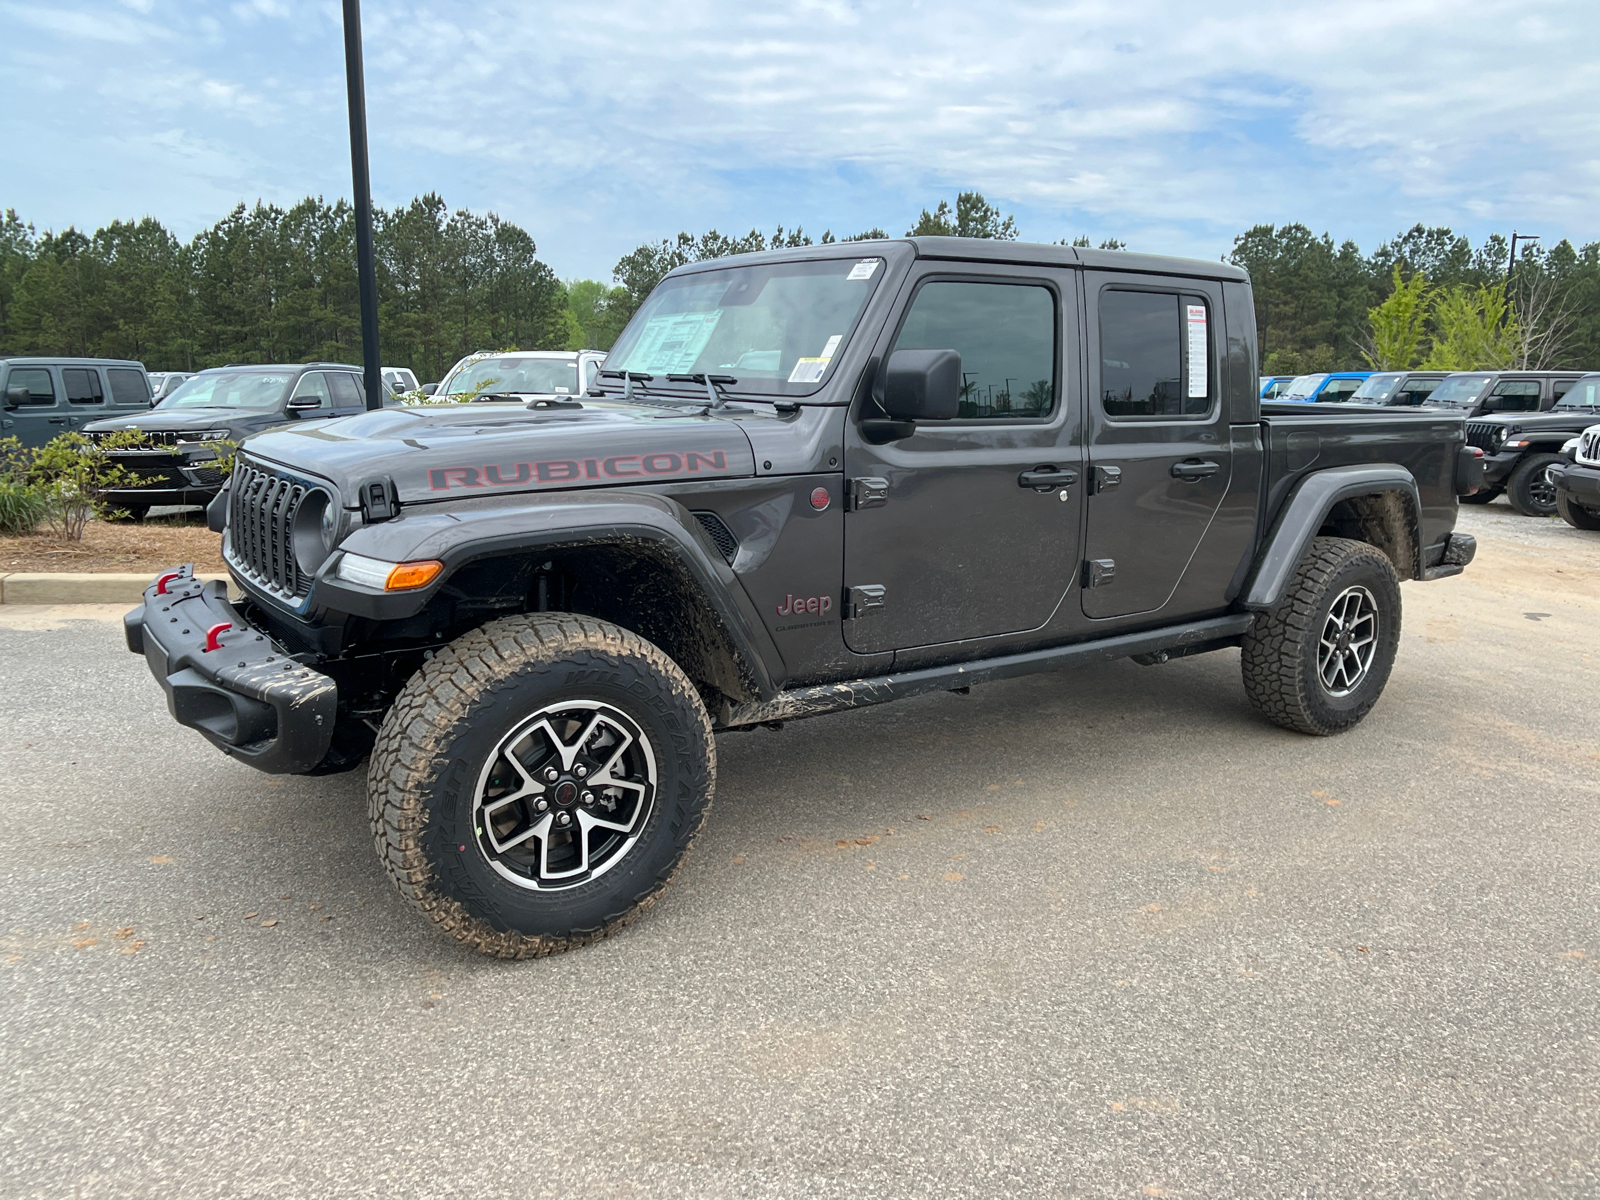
[692,511,737,564]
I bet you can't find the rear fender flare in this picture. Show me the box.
[1243,464,1422,611]
[314,490,784,699]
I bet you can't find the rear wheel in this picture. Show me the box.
[1459,487,1500,505]
[1241,537,1402,736]
[1506,453,1563,516]
[367,613,715,958]
[1556,490,1600,530]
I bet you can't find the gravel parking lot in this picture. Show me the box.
[2,503,1597,1199]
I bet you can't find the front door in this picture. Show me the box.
[842,266,1082,654]
[5,366,69,447]
[1082,275,1233,620]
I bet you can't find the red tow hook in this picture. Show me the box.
[154,570,183,595]
[203,622,232,652]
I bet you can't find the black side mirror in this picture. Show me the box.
[421,383,439,396]
[883,349,961,420]
[285,395,322,413]
[4,384,28,409]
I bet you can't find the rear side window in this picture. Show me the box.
[891,280,1056,419]
[1100,290,1211,417]
[1552,379,1576,400]
[108,368,151,406]
[5,368,55,405]
[328,372,364,407]
[63,368,105,405]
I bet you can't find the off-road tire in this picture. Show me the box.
[1241,537,1402,736]
[1506,452,1563,517]
[1556,489,1600,530]
[1459,487,1500,505]
[367,613,715,958]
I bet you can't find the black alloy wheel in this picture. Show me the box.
[1506,453,1564,517]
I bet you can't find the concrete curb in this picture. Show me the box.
[0,572,230,605]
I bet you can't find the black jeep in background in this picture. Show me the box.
[1461,373,1600,514]
[83,363,380,519]
[125,237,1481,958]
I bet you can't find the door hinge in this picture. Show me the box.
[845,584,887,619]
[1090,465,1122,494]
[1083,559,1116,588]
[847,477,889,511]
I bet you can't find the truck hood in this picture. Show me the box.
[240,401,757,505]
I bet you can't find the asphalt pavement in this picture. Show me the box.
[2,503,1597,1199]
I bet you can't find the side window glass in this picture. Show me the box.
[63,368,105,404]
[891,281,1056,419]
[6,368,56,405]
[328,373,364,407]
[291,372,334,409]
[1100,290,1211,417]
[108,368,152,406]
[1552,379,1575,399]
[1491,379,1540,411]
[583,360,600,391]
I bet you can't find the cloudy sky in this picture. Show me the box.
[4,0,1597,280]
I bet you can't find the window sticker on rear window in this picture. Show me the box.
[1186,304,1208,399]
[624,310,724,374]
[847,260,880,281]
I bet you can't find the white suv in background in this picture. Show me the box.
[428,350,607,402]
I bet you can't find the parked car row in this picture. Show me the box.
[1259,369,1588,416]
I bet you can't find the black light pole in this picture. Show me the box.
[1506,231,1538,285]
[342,0,383,411]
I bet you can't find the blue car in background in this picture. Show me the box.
[1276,371,1374,403]
[1259,375,1295,399]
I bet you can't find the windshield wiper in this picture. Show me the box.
[667,373,738,410]
[598,370,657,403]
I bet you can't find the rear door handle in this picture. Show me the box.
[1018,466,1079,491]
[1171,459,1219,481]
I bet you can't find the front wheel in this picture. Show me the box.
[1556,490,1600,530]
[367,614,715,958]
[1459,487,1500,505]
[1506,453,1563,517]
[1241,537,1402,736]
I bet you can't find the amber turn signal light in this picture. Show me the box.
[385,560,444,591]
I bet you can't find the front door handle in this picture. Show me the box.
[1018,466,1079,491]
[48,416,69,425]
[1171,459,1219,481]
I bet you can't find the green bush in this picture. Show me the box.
[0,480,47,535]
[10,431,153,541]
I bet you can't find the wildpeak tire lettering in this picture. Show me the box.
[429,449,729,491]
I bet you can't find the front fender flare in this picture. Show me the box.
[1243,464,1422,611]
[311,489,785,698]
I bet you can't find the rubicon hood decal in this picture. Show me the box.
[240,401,756,502]
[430,448,733,491]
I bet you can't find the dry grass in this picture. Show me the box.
[0,513,226,574]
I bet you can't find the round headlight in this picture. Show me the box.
[291,490,337,576]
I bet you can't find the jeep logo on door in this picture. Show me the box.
[428,450,729,491]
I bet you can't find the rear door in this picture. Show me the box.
[842,263,1082,654]
[61,366,107,430]
[327,371,368,414]
[1081,274,1232,620]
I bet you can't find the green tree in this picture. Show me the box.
[564,279,630,350]
[1423,281,1520,370]
[907,192,1017,239]
[1363,264,1432,370]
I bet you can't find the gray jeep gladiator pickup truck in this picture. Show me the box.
[125,238,1481,958]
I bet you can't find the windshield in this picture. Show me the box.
[444,356,577,398]
[1426,374,1493,407]
[157,371,292,410]
[1351,373,1403,401]
[1555,377,1600,409]
[604,257,885,396]
[1281,374,1327,400]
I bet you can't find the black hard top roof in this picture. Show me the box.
[670,236,1249,284]
[197,362,355,373]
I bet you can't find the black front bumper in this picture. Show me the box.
[1551,462,1600,505]
[125,565,337,774]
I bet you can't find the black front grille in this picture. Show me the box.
[1465,422,1501,452]
[692,511,738,563]
[229,461,313,597]
[93,429,219,448]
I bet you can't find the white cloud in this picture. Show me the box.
[2,0,1596,276]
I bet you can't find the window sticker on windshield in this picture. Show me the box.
[1186,305,1208,399]
[847,260,880,281]
[788,358,830,384]
[625,310,724,374]
[821,334,842,359]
